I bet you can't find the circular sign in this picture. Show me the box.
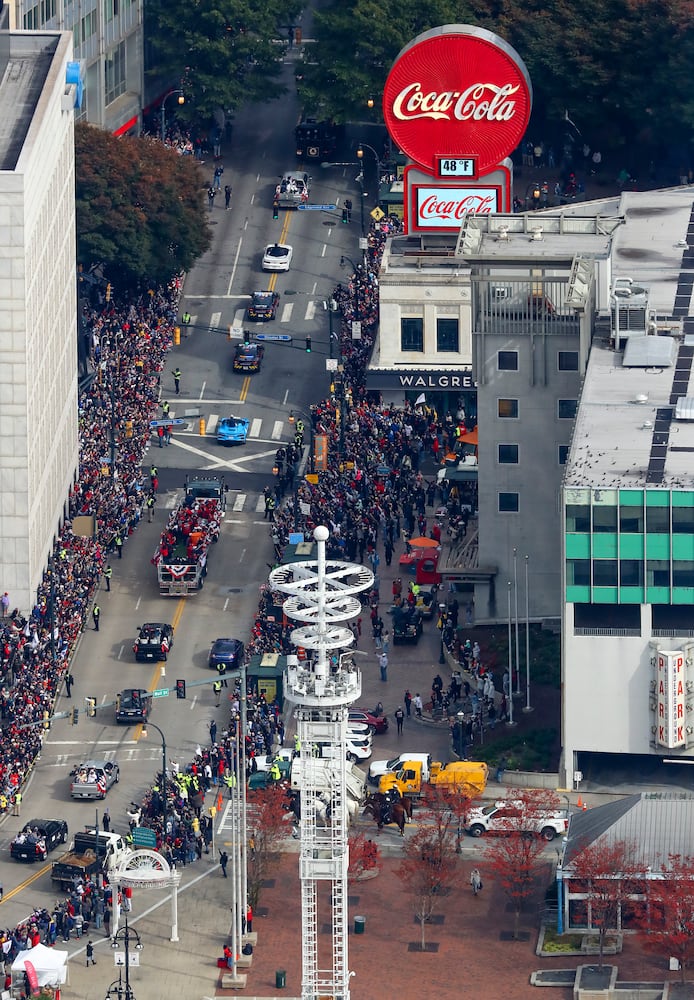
[383,25,532,177]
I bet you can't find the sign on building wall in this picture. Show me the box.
[657,651,686,748]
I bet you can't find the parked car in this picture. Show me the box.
[345,735,373,762]
[217,415,250,444]
[247,290,280,321]
[465,800,569,841]
[233,342,264,373]
[349,709,389,734]
[133,622,173,662]
[262,243,293,272]
[11,819,68,861]
[208,637,245,671]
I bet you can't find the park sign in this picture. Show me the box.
[383,25,532,179]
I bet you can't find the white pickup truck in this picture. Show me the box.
[465,799,569,841]
[368,752,431,785]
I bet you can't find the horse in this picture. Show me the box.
[285,790,331,827]
[363,792,413,836]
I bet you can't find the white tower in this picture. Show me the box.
[269,526,373,1000]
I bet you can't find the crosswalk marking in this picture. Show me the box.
[206,414,219,434]
[255,495,266,512]
[233,494,246,512]
[210,311,222,333]
[162,490,275,516]
[187,315,197,329]
[280,303,293,323]
[272,420,284,440]
[305,300,316,322]
[250,418,262,438]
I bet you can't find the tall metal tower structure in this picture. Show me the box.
[269,526,373,1000]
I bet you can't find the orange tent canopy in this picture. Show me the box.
[460,426,478,446]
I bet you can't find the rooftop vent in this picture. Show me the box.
[530,227,544,241]
[497,226,509,241]
[634,393,649,404]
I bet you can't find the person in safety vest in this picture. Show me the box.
[269,759,282,782]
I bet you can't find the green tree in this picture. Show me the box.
[147,0,302,121]
[75,124,210,288]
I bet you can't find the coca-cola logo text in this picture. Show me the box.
[419,193,495,220]
[392,82,520,123]
[383,25,532,176]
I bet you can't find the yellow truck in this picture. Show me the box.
[378,759,488,799]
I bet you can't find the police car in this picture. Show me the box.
[233,342,264,373]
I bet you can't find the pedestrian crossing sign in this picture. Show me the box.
[370,206,385,222]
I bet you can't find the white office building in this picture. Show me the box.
[0,30,79,609]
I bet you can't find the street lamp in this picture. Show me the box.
[140,720,168,841]
[107,918,143,1000]
[357,142,381,185]
[457,709,465,760]
[160,89,185,144]
[324,297,339,361]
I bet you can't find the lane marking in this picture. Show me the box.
[206,414,219,435]
[305,300,316,322]
[233,494,246,512]
[250,418,262,438]
[272,420,284,440]
[209,311,221,332]
[226,238,243,297]
[280,303,293,323]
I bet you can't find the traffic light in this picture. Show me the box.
[176,679,186,700]
[86,697,97,718]
[43,711,50,731]
[71,707,79,726]
[305,337,312,353]
[125,420,133,439]
[341,207,349,224]
[105,283,112,302]
[272,200,279,220]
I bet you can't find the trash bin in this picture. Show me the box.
[354,915,366,935]
[275,970,286,989]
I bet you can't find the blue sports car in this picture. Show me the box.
[217,415,250,445]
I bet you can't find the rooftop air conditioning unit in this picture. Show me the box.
[497,226,509,241]
[531,227,544,241]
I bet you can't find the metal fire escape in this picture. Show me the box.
[269,526,373,1000]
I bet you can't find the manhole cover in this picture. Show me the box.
[413,914,444,925]
[227,588,242,594]
[407,942,439,952]
[348,896,360,905]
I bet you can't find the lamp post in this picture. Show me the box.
[160,89,185,144]
[514,548,521,696]
[506,582,516,727]
[107,918,143,1000]
[324,297,339,361]
[356,142,382,191]
[140,720,168,842]
[457,709,465,760]
[523,554,533,713]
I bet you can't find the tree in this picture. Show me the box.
[348,831,381,881]
[567,836,640,969]
[483,789,561,940]
[638,854,694,983]
[396,786,460,950]
[146,0,302,121]
[246,785,291,909]
[75,124,211,289]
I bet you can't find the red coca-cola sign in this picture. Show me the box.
[384,25,532,177]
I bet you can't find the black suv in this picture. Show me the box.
[133,622,173,661]
[116,689,152,724]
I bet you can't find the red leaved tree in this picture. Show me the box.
[568,836,640,969]
[483,789,562,940]
[246,785,292,908]
[396,786,460,950]
[637,854,694,982]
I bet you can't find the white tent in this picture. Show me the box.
[11,943,68,986]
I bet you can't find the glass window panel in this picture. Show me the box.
[647,560,670,587]
[498,444,519,464]
[620,560,643,586]
[673,561,694,587]
[498,350,518,371]
[567,560,590,586]
[558,351,579,371]
[566,504,590,533]
[620,504,644,533]
[673,507,694,534]
[498,492,519,513]
[498,398,518,418]
[400,318,423,352]
[646,506,669,532]
[593,505,617,533]
[558,445,569,465]
[594,560,618,586]
[558,399,578,419]
[436,318,459,353]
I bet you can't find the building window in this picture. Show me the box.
[558,445,569,465]
[498,398,518,419]
[593,560,618,587]
[673,561,694,587]
[672,507,694,534]
[105,42,126,105]
[498,444,519,464]
[498,350,518,371]
[566,503,590,533]
[646,506,669,532]
[23,4,39,28]
[619,503,643,533]
[558,351,579,371]
[620,560,643,587]
[593,504,617,533]
[436,318,459,353]
[401,317,424,352]
[647,560,670,587]
[558,399,578,419]
[567,560,590,586]
[498,492,519,513]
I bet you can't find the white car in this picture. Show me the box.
[346,722,372,740]
[345,736,373,762]
[465,800,569,841]
[253,748,294,772]
[262,243,293,272]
